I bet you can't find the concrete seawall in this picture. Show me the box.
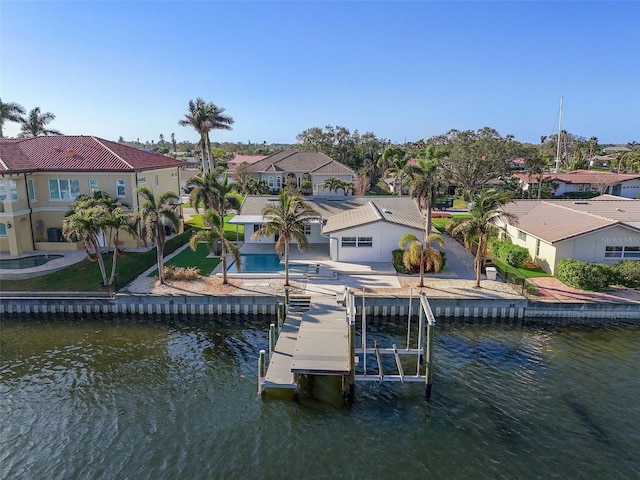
[1,294,638,322]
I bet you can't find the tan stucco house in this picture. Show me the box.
[0,135,183,256]
[240,149,355,196]
[514,170,640,199]
[495,195,640,274]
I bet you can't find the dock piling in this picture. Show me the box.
[258,349,266,395]
[269,323,276,360]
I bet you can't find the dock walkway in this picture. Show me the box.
[262,296,349,392]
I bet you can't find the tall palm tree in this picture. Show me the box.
[179,98,233,174]
[451,189,516,288]
[136,186,181,284]
[18,107,62,137]
[187,171,240,216]
[406,145,446,235]
[62,198,110,286]
[0,98,26,138]
[399,232,445,288]
[189,209,240,285]
[252,190,321,286]
[378,146,408,195]
[103,202,137,287]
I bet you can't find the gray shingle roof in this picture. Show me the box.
[499,198,640,243]
[243,149,355,174]
[240,195,423,232]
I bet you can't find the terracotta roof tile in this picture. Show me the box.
[0,135,183,173]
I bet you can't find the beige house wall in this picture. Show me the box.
[0,167,181,255]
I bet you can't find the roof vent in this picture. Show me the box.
[382,209,393,214]
[65,149,76,158]
[616,208,625,212]
[573,201,589,204]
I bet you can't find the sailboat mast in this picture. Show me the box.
[554,97,563,173]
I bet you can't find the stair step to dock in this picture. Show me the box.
[287,296,311,312]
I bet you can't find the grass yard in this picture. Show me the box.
[149,242,220,277]
[185,213,245,241]
[493,258,551,279]
[1,229,194,292]
[432,213,470,232]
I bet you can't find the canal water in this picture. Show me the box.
[1,315,639,479]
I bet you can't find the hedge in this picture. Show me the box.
[556,259,617,291]
[489,239,531,268]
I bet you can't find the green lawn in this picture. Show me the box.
[1,229,193,292]
[432,213,470,232]
[185,213,245,241]
[149,242,220,276]
[492,258,551,279]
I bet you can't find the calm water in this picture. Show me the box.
[228,253,308,273]
[0,255,63,270]
[1,315,639,480]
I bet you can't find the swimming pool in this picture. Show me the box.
[0,254,63,270]
[227,254,308,273]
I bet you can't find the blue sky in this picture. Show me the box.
[2,1,639,145]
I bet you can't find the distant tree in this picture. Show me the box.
[189,209,240,285]
[18,107,62,137]
[136,187,181,284]
[378,146,408,195]
[323,176,350,194]
[159,133,165,147]
[252,190,321,286]
[171,132,177,153]
[0,98,26,138]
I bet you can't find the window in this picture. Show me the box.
[253,224,261,233]
[0,180,18,201]
[341,236,372,247]
[342,236,357,247]
[49,179,80,200]
[116,179,126,197]
[28,179,36,201]
[607,245,640,258]
[303,225,311,235]
[276,176,281,188]
[605,246,623,258]
[89,178,99,193]
[268,176,274,188]
[155,175,159,187]
[137,177,146,184]
[517,230,527,242]
[0,223,6,236]
[358,236,373,247]
[535,239,540,257]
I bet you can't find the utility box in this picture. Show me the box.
[485,266,497,281]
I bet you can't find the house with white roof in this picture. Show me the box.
[240,149,355,196]
[514,169,640,199]
[495,195,640,274]
[0,136,183,256]
[232,195,424,262]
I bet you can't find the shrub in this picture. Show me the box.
[489,238,530,268]
[614,261,640,288]
[163,265,201,281]
[391,248,446,274]
[556,259,617,291]
[392,249,411,274]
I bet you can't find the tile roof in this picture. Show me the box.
[499,198,640,243]
[239,195,423,232]
[243,149,355,175]
[514,169,640,185]
[0,135,183,173]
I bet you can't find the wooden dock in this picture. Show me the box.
[258,289,436,401]
[260,297,349,393]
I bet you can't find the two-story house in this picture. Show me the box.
[0,135,184,256]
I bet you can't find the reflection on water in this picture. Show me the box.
[1,316,639,479]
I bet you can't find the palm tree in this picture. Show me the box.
[450,189,516,288]
[252,190,321,286]
[136,186,181,284]
[18,107,62,137]
[378,146,408,195]
[187,171,240,216]
[189,209,240,285]
[0,98,26,138]
[62,198,110,286]
[179,98,233,174]
[323,176,345,194]
[399,232,445,288]
[103,201,137,287]
[406,146,446,235]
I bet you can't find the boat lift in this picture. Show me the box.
[350,287,436,399]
